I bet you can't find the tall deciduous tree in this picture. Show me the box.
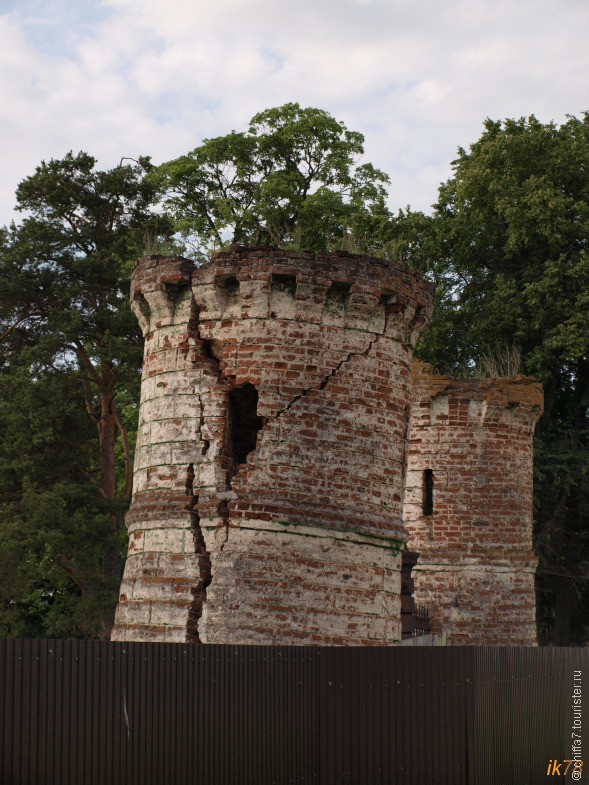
[0,151,168,635]
[390,115,589,644]
[149,102,391,259]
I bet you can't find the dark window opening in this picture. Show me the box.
[162,280,186,308]
[133,291,150,319]
[219,275,239,294]
[378,291,395,306]
[216,275,240,317]
[271,274,297,298]
[423,469,434,516]
[326,282,350,309]
[327,281,351,302]
[228,383,263,465]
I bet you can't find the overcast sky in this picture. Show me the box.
[1,0,587,227]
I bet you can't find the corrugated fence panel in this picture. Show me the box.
[0,641,323,785]
[318,646,474,785]
[1,641,587,784]
[473,646,588,785]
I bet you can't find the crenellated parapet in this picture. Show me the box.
[113,247,434,645]
[191,246,432,341]
[404,361,544,645]
[410,359,544,433]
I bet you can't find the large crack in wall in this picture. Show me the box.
[274,333,380,421]
[182,296,214,642]
[185,462,212,643]
[197,325,382,507]
[193,302,233,557]
[188,292,392,639]
[115,249,437,644]
[188,295,267,628]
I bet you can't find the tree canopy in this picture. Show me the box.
[0,151,169,636]
[391,114,589,643]
[149,102,391,260]
[0,108,587,644]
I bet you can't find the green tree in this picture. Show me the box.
[0,151,166,635]
[0,362,117,637]
[392,115,589,644]
[150,102,391,260]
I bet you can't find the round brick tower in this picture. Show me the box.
[111,247,433,645]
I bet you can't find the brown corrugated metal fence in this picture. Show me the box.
[473,646,587,785]
[0,640,586,784]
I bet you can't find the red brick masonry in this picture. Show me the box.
[111,248,433,644]
[112,249,542,646]
[404,361,543,644]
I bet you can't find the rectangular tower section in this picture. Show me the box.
[404,361,544,645]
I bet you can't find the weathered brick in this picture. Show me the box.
[112,251,542,648]
[403,361,543,645]
[112,248,432,645]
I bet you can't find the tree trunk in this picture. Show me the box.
[98,385,122,637]
[99,390,118,517]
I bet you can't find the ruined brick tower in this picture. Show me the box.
[403,362,543,644]
[111,247,433,644]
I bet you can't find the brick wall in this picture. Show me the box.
[111,247,433,644]
[404,361,544,645]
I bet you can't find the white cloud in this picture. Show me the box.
[0,0,588,224]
